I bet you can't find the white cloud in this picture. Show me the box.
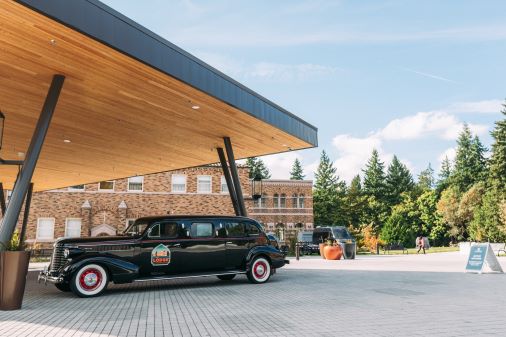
[447,99,503,114]
[259,152,303,180]
[438,147,456,163]
[247,63,340,82]
[377,110,488,141]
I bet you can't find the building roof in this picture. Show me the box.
[0,0,317,191]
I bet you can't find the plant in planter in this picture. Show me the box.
[323,239,343,260]
[0,230,31,310]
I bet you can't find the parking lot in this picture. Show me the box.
[1,253,505,337]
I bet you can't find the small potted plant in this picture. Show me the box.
[323,238,343,260]
[0,230,31,310]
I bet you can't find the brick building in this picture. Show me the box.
[2,166,313,247]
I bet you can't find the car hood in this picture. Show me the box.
[55,235,139,246]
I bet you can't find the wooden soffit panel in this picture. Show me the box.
[0,1,317,191]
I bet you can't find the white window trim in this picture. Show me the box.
[126,218,136,230]
[127,176,144,192]
[98,180,115,192]
[68,185,85,192]
[197,175,212,194]
[36,217,55,241]
[65,218,82,237]
[171,174,187,193]
[220,176,228,194]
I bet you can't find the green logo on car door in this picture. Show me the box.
[151,244,171,266]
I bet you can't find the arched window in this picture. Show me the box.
[298,194,305,208]
[280,194,286,208]
[292,193,298,208]
[273,193,279,208]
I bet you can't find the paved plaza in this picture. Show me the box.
[1,253,506,337]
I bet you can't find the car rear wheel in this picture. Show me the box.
[247,257,271,284]
[217,274,236,281]
[70,263,108,298]
[55,282,71,292]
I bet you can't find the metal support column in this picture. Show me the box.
[223,137,247,216]
[19,183,33,250]
[217,147,240,216]
[0,75,65,250]
[0,183,6,216]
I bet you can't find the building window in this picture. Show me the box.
[220,176,228,193]
[65,218,82,237]
[128,176,144,191]
[280,194,286,208]
[126,218,136,230]
[197,175,212,193]
[36,218,55,240]
[98,180,114,191]
[273,194,279,208]
[68,185,85,192]
[298,194,305,208]
[171,174,186,193]
[292,193,298,208]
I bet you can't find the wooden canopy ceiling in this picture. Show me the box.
[0,1,317,191]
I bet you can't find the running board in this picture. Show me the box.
[133,270,246,283]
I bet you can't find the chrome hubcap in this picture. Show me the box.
[84,273,98,286]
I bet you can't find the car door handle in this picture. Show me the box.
[226,242,233,244]
[170,243,181,247]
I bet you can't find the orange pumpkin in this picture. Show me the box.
[319,243,326,259]
[323,245,343,260]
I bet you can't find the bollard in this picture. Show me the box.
[296,243,300,260]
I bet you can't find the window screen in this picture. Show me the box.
[65,218,81,237]
[37,218,55,240]
[172,174,186,192]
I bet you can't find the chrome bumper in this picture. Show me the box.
[38,268,63,284]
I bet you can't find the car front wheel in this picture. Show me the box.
[247,257,271,284]
[70,263,108,298]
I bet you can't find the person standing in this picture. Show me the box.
[416,235,426,254]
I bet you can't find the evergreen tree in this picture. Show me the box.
[245,157,271,179]
[380,194,419,247]
[436,156,452,194]
[469,187,506,242]
[489,101,506,193]
[385,155,414,206]
[417,163,435,192]
[313,151,346,226]
[363,149,386,199]
[452,124,487,193]
[345,175,365,229]
[289,158,305,180]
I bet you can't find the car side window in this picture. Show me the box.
[190,222,214,238]
[148,222,179,239]
[247,222,260,236]
[226,222,246,237]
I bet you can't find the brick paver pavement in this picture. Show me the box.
[1,254,505,337]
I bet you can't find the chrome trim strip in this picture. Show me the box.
[133,271,246,283]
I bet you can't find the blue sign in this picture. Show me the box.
[466,245,487,272]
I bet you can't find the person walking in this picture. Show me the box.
[416,235,426,254]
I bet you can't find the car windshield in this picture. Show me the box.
[333,228,351,239]
[124,221,149,236]
[298,233,312,242]
[312,231,331,243]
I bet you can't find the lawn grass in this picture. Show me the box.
[357,246,459,255]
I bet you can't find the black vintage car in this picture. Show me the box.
[38,216,288,297]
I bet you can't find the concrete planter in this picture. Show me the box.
[0,251,31,310]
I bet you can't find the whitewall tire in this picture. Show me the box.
[247,257,271,284]
[70,264,108,298]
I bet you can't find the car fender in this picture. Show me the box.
[63,256,139,284]
[246,245,285,269]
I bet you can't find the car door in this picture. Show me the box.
[138,220,184,276]
[224,221,253,270]
[178,220,226,273]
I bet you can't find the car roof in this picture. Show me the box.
[314,226,347,231]
[135,215,256,223]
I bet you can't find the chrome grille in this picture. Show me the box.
[49,243,65,273]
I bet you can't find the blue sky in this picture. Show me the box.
[102,0,506,182]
